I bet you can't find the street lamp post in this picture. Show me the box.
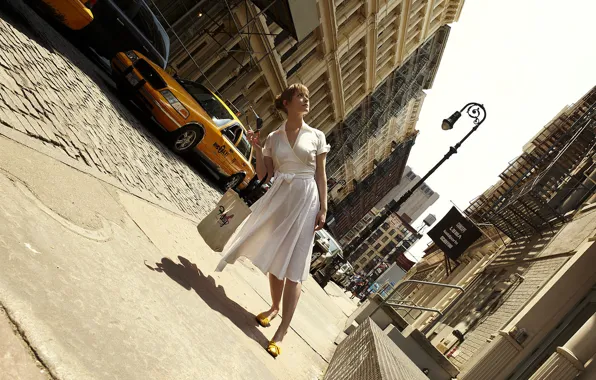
[318,103,487,288]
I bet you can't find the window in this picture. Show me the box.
[381,236,389,243]
[382,222,390,230]
[129,3,169,59]
[389,229,396,236]
[356,245,367,255]
[236,131,252,160]
[177,80,235,126]
[374,243,382,250]
[223,125,241,143]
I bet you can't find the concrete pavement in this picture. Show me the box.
[0,134,357,379]
[0,306,50,380]
[0,2,358,378]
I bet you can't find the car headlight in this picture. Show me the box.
[160,90,190,118]
[125,51,139,62]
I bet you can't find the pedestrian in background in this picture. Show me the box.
[346,274,361,293]
[216,83,330,358]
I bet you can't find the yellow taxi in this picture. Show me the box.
[39,0,94,30]
[111,50,256,190]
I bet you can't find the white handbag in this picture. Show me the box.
[197,190,252,252]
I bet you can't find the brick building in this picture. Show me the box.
[336,166,438,271]
[365,85,596,379]
[346,212,422,274]
[333,166,438,243]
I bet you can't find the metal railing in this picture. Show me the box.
[372,279,465,324]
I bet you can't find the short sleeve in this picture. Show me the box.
[262,133,273,157]
[316,131,331,155]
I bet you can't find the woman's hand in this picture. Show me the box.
[247,130,261,148]
[314,209,327,231]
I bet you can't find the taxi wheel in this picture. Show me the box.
[171,125,203,153]
[222,173,245,191]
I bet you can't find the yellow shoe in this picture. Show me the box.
[255,312,277,327]
[267,341,281,358]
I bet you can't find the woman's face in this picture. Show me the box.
[285,91,309,115]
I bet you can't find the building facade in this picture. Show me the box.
[375,165,439,220]
[149,0,465,137]
[373,85,596,379]
[325,25,451,238]
[346,211,421,273]
[338,166,438,247]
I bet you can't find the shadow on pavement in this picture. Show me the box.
[145,256,269,348]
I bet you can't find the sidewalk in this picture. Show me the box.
[0,134,357,380]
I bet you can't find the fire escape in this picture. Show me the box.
[467,89,596,240]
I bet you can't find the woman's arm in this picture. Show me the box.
[249,131,274,182]
[314,153,328,230]
[263,156,274,182]
[254,148,274,181]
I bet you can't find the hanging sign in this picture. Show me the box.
[427,207,482,260]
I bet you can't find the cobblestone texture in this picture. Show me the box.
[0,0,221,218]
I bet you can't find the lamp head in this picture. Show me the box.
[442,111,462,130]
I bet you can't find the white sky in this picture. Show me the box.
[404,0,596,261]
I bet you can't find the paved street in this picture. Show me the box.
[0,0,221,219]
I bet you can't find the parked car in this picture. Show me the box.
[111,50,256,190]
[310,229,342,273]
[37,0,95,30]
[35,0,169,68]
[332,262,353,285]
[86,0,169,68]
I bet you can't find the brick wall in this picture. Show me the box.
[329,140,413,238]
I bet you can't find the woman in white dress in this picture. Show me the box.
[215,83,329,357]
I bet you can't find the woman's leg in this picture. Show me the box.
[261,273,283,318]
[271,279,302,343]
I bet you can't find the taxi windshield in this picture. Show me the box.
[177,80,235,127]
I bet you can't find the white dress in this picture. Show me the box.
[215,122,330,282]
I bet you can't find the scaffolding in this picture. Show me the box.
[327,25,450,238]
[327,25,449,179]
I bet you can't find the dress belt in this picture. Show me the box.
[275,172,315,183]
